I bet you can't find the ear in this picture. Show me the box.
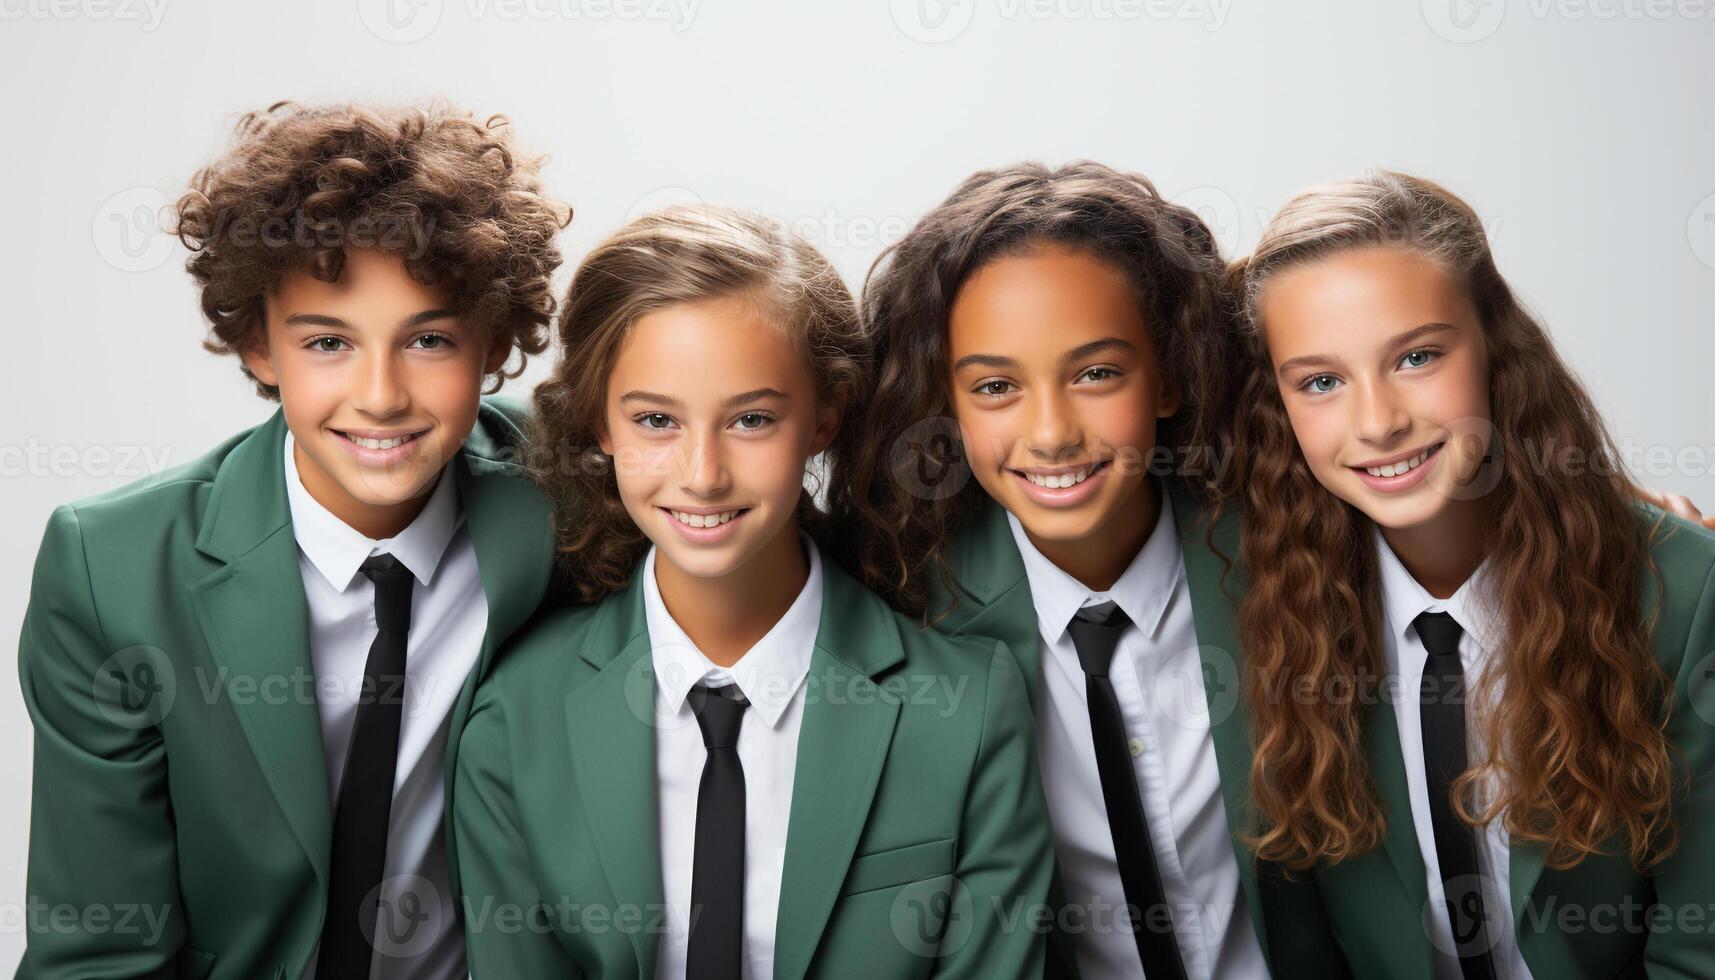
[1155,376,1182,420]
[808,390,848,457]
[484,334,511,376]
[594,418,614,458]
[239,327,279,388]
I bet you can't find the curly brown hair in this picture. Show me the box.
[530,204,868,604]
[1220,170,1675,873]
[828,161,1236,621]
[172,100,572,399]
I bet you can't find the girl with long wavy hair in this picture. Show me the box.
[451,204,1055,978]
[1222,169,1715,979]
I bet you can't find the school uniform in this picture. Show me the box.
[451,535,1057,978]
[17,398,555,980]
[1307,509,1715,979]
[930,479,1349,979]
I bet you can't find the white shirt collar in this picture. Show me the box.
[282,430,466,593]
[1373,524,1503,664]
[643,533,823,729]
[1006,483,1184,648]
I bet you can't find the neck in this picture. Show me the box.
[294,439,433,541]
[653,521,810,669]
[1378,498,1490,600]
[1026,477,1158,594]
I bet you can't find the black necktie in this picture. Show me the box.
[1067,601,1188,980]
[317,553,414,980]
[1415,611,1498,980]
[687,683,749,980]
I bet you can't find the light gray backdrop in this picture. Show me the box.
[1,0,1712,967]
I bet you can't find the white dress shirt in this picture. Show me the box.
[644,535,823,980]
[1375,530,1532,980]
[286,433,489,980]
[1008,488,1267,980]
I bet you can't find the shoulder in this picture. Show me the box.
[55,423,259,529]
[482,601,606,702]
[1633,503,1715,677]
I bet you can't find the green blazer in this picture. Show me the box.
[928,479,1350,979]
[1309,508,1715,980]
[451,549,1057,978]
[17,399,555,980]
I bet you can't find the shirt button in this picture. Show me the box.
[1128,737,1144,758]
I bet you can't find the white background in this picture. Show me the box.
[1,0,1712,967]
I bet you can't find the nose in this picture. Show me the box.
[675,426,730,498]
[1023,388,1084,464]
[353,349,411,419]
[1352,378,1410,446]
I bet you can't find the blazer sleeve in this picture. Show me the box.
[452,688,583,978]
[16,505,185,980]
[1646,557,1715,980]
[932,639,1055,979]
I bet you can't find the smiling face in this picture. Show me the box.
[947,244,1179,585]
[596,292,840,583]
[1261,246,1493,535]
[242,247,505,540]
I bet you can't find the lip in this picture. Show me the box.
[329,426,430,468]
[659,506,749,545]
[1349,442,1443,494]
[1009,459,1111,509]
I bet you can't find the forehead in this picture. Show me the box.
[1260,247,1471,349]
[610,293,811,395]
[948,245,1148,359]
[268,248,451,316]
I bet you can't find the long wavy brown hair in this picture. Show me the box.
[173,100,571,399]
[1220,170,1675,872]
[531,205,868,603]
[829,161,1236,620]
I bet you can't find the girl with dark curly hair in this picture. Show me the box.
[829,161,1349,980]
[1222,170,1715,979]
[18,100,570,980]
[452,203,1056,978]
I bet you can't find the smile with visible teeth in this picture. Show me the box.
[338,430,425,450]
[1019,460,1107,489]
[1362,444,1439,478]
[670,509,743,528]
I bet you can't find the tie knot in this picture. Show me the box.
[1413,611,1464,660]
[1067,600,1133,677]
[361,553,414,633]
[690,683,749,749]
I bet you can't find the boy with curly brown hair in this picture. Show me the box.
[17,101,570,980]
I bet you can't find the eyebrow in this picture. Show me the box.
[618,387,791,410]
[1275,322,1458,378]
[951,336,1138,373]
[282,309,460,330]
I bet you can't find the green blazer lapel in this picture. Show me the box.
[563,573,665,979]
[187,409,332,885]
[774,561,907,980]
[1168,481,1274,952]
[937,500,1044,708]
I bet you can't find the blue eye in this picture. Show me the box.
[1401,349,1438,369]
[1303,374,1341,394]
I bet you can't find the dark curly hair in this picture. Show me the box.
[172,100,572,399]
[531,204,868,604]
[828,161,1237,620]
